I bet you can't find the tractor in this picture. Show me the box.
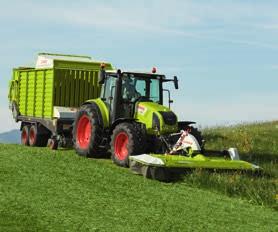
[72,67,201,167]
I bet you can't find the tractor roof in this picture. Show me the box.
[106,70,165,79]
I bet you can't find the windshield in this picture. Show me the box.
[122,73,161,103]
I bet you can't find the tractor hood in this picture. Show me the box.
[134,102,178,135]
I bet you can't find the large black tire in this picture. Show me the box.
[111,122,145,167]
[29,124,49,147]
[72,104,103,158]
[21,125,29,146]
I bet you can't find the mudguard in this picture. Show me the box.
[84,98,110,128]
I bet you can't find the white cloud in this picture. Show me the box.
[0,1,201,28]
[1,0,277,50]
[1,1,277,26]
[257,23,278,30]
[271,65,278,70]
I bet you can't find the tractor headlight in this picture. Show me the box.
[152,113,160,131]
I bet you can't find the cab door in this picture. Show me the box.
[100,75,117,120]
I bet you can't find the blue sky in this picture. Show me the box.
[0,0,278,132]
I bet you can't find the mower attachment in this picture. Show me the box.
[129,153,261,181]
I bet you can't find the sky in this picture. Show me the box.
[0,0,278,132]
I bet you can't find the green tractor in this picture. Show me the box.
[72,67,199,167]
[72,66,261,177]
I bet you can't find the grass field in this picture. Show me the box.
[0,121,277,231]
[185,121,278,210]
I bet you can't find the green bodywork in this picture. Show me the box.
[86,98,178,135]
[154,154,259,170]
[134,102,178,135]
[8,53,113,119]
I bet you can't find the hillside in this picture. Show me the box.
[0,121,277,231]
[0,129,20,144]
[188,121,278,209]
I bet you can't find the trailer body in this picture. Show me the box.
[9,53,112,119]
[8,53,113,147]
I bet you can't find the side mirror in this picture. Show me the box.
[99,69,106,84]
[173,76,178,89]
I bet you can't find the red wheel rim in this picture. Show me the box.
[29,127,35,145]
[114,132,129,160]
[21,129,27,144]
[77,115,92,149]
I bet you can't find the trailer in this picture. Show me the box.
[8,53,113,149]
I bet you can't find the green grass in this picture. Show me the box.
[191,121,278,209]
[0,121,277,231]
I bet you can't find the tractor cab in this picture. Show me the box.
[99,69,178,124]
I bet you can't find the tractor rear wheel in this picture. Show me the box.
[21,125,29,146]
[111,122,145,167]
[73,104,103,158]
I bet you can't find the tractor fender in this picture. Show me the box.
[82,98,109,128]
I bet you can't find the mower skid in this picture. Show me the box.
[129,157,182,182]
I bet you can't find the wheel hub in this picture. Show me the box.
[114,132,129,160]
[77,115,92,149]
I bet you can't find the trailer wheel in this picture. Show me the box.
[73,104,103,157]
[111,122,145,167]
[29,124,49,147]
[48,138,58,150]
[21,125,29,146]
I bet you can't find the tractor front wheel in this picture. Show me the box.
[111,122,145,167]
